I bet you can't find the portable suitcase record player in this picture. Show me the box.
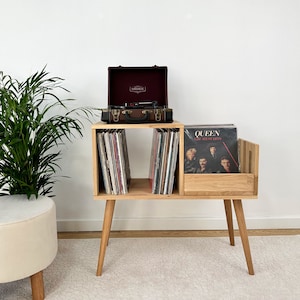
[101,66,173,124]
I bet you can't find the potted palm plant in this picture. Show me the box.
[0,67,98,298]
[0,67,96,199]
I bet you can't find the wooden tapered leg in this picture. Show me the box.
[107,201,115,247]
[30,271,44,300]
[107,200,116,246]
[233,199,254,275]
[224,199,235,246]
[96,200,116,276]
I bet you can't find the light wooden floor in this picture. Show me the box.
[58,229,300,239]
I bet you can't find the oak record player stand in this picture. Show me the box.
[91,121,259,276]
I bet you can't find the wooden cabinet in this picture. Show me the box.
[91,121,259,275]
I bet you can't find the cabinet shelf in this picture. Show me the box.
[93,176,257,200]
[94,178,180,200]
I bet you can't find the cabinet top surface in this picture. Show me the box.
[92,121,184,129]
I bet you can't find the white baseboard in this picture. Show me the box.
[57,217,300,232]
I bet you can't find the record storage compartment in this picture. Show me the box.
[92,121,184,199]
[183,139,259,198]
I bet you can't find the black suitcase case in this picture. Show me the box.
[101,66,173,124]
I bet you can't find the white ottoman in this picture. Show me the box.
[0,195,58,299]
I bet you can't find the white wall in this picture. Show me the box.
[1,0,300,231]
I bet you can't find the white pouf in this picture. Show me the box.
[0,195,58,298]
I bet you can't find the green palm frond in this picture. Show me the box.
[0,67,98,199]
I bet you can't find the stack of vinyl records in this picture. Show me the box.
[96,129,131,194]
[149,128,179,194]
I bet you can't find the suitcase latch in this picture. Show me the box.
[154,109,162,122]
[111,109,120,122]
[141,109,152,115]
[121,109,132,115]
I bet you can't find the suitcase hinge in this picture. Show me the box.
[111,109,120,122]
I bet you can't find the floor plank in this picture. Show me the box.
[58,229,300,239]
